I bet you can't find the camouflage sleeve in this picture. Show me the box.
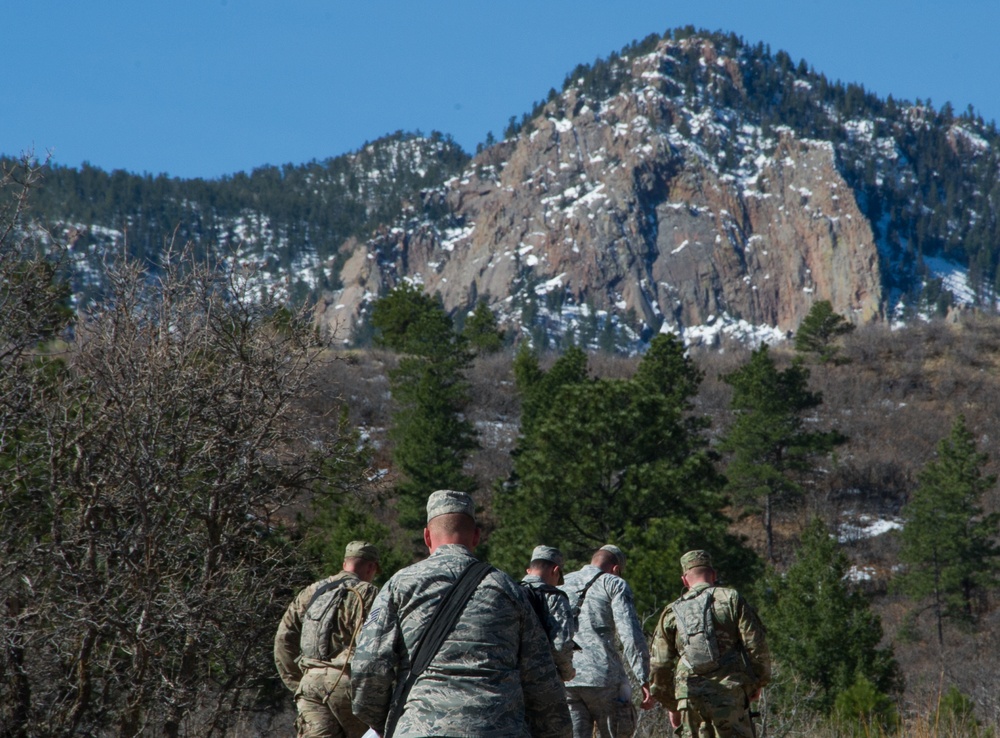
[649,606,679,711]
[609,578,651,683]
[519,596,573,738]
[545,589,577,681]
[273,585,313,692]
[349,584,400,733]
[736,594,771,691]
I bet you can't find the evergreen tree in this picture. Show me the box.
[493,334,757,617]
[895,415,1000,647]
[793,300,855,363]
[720,346,846,561]
[462,300,505,354]
[370,284,479,535]
[758,518,900,715]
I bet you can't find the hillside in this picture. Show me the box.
[325,30,1000,349]
[11,27,1000,352]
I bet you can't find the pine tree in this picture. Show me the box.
[895,415,1000,647]
[794,300,855,363]
[493,334,757,617]
[758,518,900,715]
[370,284,479,534]
[720,346,846,562]
[462,300,504,354]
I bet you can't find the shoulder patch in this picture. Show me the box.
[364,606,381,627]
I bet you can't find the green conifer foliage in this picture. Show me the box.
[793,300,855,363]
[462,301,504,354]
[758,518,900,716]
[895,415,1000,646]
[370,284,479,534]
[493,334,757,617]
[720,346,846,562]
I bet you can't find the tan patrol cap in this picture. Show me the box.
[600,544,626,569]
[530,545,564,567]
[426,489,476,523]
[345,540,380,564]
[680,549,712,572]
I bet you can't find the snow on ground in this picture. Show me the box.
[837,515,904,544]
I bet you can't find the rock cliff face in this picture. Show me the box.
[318,37,883,348]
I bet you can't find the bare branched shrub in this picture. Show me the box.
[0,172,360,737]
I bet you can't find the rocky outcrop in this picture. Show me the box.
[320,37,883,348]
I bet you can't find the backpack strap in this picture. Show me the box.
[304,578,346,613]
[519,581,550,625]
[383,559,493,738]
[572,570,606,618]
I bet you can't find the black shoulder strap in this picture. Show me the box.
[572,571,606,616]
[384,559,493,738]
[520,581,550,624]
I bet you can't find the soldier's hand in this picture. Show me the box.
[639,682,655,710]
[668,709,681,728]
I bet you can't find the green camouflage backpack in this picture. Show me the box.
[672,587,721,675]
[299,581,353,661]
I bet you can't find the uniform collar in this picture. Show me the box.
[430,543,474,557]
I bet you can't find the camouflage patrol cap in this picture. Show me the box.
[426,489,476,523]
[344,540,380,564]
[530,545,564,567]
[599,544,626,569]
[680,549,713,572]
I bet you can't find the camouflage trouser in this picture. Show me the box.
[566,685,637,738]
[675,686,754,738]
[295,667,370,738]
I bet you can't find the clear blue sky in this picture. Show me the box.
[3,1,997,180]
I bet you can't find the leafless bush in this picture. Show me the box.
[0,171,361,737]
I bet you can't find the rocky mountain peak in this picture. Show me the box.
[318,36,888,350]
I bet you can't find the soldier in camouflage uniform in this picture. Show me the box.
[274,541,381,738]
[650,550,771,738]
[521,545,576,681]
[350,490,571,738]
[559,544,654,738]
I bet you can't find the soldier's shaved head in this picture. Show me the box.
[424,512,480,553]
[591,548,621,573]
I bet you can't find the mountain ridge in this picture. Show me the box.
[13,27,1000,351]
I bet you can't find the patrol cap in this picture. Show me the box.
[426,489,476,523]
[600,544,626,569]
[344,540,380,565]
[530,545,564,567]
[680,549,713,572]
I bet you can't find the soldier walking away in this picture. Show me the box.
[350,489,572,738]
[521,545,576,681]
[274,541,381,738]
[559,544,654,738]
[650,550,771,738]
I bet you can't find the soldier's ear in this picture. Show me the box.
[423,528,432,550]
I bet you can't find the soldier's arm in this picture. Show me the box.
[546,590,577,681]
[608,578,651,684]
[350,585,400,733]
[273,587,310,692]
[518,595,573,738]
[736,594,771,692]
[649,607,679,711]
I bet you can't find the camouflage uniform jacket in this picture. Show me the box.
[521,574,577,681]
[649,582,771,711]
[558,565,650,689]
[274,570,379,692]
[350,544,572,738]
